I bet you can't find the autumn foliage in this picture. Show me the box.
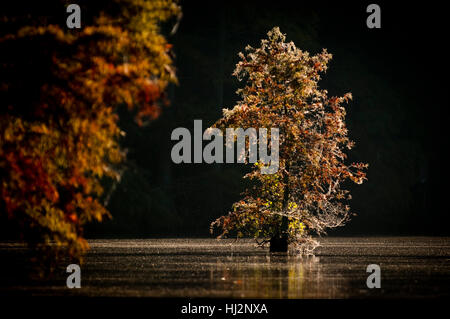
[0,0,180,266]
[211,28,367,253]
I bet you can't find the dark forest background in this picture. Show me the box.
[85,0,449,237]
[2,0,447,238]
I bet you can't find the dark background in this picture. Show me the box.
[87,0,449,237]
[1,1,448,238]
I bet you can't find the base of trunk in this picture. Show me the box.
[269,236,288,252]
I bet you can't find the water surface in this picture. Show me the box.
[0,237,449,298]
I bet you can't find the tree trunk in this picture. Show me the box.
[270,214,289,252]
[269,232,288,252]
[270,159,290,252]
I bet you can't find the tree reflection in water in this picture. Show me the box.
[212,252,348,298]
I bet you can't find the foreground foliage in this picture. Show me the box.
[0,0,180,267]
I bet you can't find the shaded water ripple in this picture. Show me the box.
[0,237,449,298]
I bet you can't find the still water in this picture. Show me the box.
[1,237,449,298]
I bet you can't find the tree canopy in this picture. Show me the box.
[211,28,367,252]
